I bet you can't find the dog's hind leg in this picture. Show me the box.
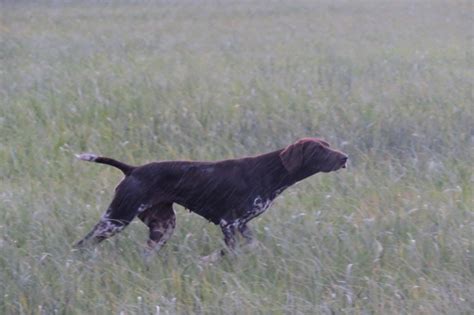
[74,181,148,248]
[138,203,176,256]
[74,210,130,248]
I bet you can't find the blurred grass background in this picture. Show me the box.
[0,1,472,314]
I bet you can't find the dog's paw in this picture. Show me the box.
[75,153,98,162]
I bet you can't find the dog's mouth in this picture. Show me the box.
[328,159,348,172]
[339,156,348,169]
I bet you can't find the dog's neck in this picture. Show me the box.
[290,167,320,184]
[249,150,301,193]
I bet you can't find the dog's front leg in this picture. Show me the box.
[199,219,237,264]
[220,220,238,252]
[238,223,258,248]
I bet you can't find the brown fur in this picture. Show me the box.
[75,138,348,256]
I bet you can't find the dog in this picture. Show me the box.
[74,138,348,258]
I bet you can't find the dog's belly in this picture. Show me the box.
[170,165,291,224]
[177,191,279,225]
[177,197,246,225]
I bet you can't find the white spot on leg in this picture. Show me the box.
[94,219,125,238]
[101,210,110,220]
[137,204,151,213]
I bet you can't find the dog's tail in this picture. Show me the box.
[75,153,135,176]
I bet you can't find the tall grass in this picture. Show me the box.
[0,1,472,314]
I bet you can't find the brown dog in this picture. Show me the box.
[75,138,348,257]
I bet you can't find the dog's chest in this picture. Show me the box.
[246,196,272,219]
[241,186,288,222]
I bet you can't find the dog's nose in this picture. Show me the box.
[341,155,348,168]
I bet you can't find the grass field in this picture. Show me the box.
[0,1,473,314]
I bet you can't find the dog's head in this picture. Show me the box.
[279,138,348,175]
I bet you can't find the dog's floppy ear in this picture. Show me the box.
[279,141,304,173]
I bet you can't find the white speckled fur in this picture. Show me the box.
[137,204,151,213]
[93,219,125,238]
